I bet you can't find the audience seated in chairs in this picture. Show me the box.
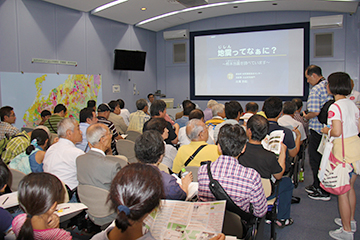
[172,119,219,174]
[143,118,177,169]
[134,130,192,200]
[238,114,294,228]
[91,163,224,240]
[198,123,267,218]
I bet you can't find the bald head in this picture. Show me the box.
[186,119,208,142]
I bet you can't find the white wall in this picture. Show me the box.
[0,0,157,112]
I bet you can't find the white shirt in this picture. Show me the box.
[278,114,307,142]
[178,126,215,147]
[162,142,177,169]
[43,138,85,190]
[76,122,90,152]
[120,108,130,126]
[328,98,359,139]
[347,90,360,109]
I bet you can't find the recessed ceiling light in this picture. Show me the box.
[198,11,202,14]
[233,6,238,8]
[272,2,277,5]
[141,7,147,11]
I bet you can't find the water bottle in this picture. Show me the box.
[181,168,189,178]
[299,168,304,182]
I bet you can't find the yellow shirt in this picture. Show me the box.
[172,141,220,173]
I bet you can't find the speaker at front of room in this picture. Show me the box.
[173,43,186,63]
[314,33,333,58]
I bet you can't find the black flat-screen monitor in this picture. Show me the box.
[190,22,310,101]
[114,49,146,71]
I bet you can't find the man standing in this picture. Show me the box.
[303,65,332,201]
[43,118,84,201]
[97,103,122,155]
[76,107,98,152]
[44,104,67,134]
[128,99,150,133]
[0,106,19,140]
[147,93,155,109]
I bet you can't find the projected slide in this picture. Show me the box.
[191,23,308,99]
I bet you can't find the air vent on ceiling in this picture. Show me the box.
[310,15,343,29]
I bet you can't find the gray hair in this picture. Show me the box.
[136,99,147,110]
[207,99,218,108]
[57,118,77,138]
[212,103,225,117]
[186,119,205,140]
[86,123,108,146]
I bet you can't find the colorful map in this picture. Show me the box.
[0,72,102,129]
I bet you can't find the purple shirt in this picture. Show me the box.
[203,108,213,122]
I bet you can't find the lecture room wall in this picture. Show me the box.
[0,0,157,112]
[156,7,360,110]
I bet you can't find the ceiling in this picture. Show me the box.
[41,0,359,32]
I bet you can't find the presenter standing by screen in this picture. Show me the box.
[302,65,332,201]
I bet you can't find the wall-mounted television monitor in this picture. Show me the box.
[114,49,146,71]
[190,22,310,101]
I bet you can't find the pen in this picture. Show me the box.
[294,125,299,130]
[57,207,70,212]
[2,197,9,205]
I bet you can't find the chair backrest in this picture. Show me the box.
[61,181,69,203]
[77,184,114,219]
[125,130,141,142]
[158,163,170,174]
[106,155,129,168]
[116,139,137,163]
[185,166,199,182]
[261,178,272,198]
[9,168,26,191]
[222,210,244,239]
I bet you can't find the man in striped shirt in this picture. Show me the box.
[198,124,267,218]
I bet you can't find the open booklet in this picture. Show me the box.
[261,130,284,155]
[143,200,226,240]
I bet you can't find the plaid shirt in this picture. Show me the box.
[2,131,30,164]
[128,110,150,133]
[307,80,332,133]
[0,122,20,140]
[198,155,267,217]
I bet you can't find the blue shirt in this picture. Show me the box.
[175,116,189,128]
[307,80,332,133]
[29,146,44,173]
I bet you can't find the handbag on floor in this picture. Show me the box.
[319,103,353,195]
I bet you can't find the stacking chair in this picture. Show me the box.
[158,163,170,174]
[116,139,137,163]
[106,155,129,168]
[9,168,26,191]
[125,130,141,142]
[261,178,279,240]
[184,166,200,182]
[77,185,115,228]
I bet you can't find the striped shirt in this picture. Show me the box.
[198,155,267,217]
[12,214,72,240]
[307,80,332,133]
[97,116,119,155]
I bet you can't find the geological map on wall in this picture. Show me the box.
[0,72,102,129]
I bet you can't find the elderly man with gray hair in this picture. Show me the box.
[43,118,84,201]
[128,98,150,133]
[172,119,219,174]
[205,103,225,127]
[76,123,121,191]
